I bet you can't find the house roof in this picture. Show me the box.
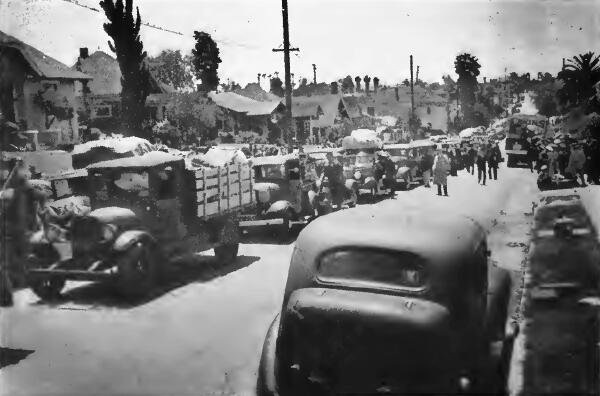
[292,94,348,127]
[0,31,92,80]
[73,50,175,95]
[209,92,282,116]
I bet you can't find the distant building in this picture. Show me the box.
[208,91,285,136]
[291,95,351,142]
[0,31,92,147]
[72,48,176,128]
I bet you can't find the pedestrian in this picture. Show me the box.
[433,148,450,196]
[526,138,538,173]
[420,148,434,188]
[567,143,587,186]
[487,143,500,181]
[547,146,559,178]
[321,152,345,209]
[476,145,488,185]
[467,144,477,175]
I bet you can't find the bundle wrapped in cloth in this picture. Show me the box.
[341,129,383,150]
[187,146,249,169]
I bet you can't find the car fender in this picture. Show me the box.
[113,230,155,253]
[257,314,281,396]
[486,266,512,341]
[266,200,294,215]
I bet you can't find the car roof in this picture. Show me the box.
[295,202,485,266]
[409,139,436,149]
[87,151,183,170]
[251,154,297,166]
[384,143,410,149]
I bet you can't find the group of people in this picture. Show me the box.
[415,140,504,196]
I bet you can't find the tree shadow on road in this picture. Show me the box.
[34,255,260,309]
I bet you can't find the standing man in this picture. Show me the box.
[487,142,501,181]
[567,143,587,187]
[321,152,345,209]
[433,148,451,196]
[420,148,434,188]
[467,144,477,175]
[476,145,488,185]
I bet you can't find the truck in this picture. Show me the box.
[26,151,254,300]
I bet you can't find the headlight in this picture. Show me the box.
[354,171,362,180]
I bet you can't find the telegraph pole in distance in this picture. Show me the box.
[312,64,317,84]
[410,55,415,135]
[273,0,299,149]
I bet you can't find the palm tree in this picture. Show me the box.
[454,53,481,127]
[557,52,600,110]
[364,75,371,94]
[355,76,362,92]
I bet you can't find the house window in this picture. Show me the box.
[303,120,311,133]
[95,106,111,117]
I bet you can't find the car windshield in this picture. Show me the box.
[318,249,427,290]
[257,164,285,179]
[356,155,372,166]
[387,149,406,157]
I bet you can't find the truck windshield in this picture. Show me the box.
[257,165,285,179]
[318,249,427,290]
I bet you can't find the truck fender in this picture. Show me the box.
[266,200,293,215]
[113,230,156,253]
[256,314,281,396]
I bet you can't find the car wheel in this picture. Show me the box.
[117,240,160,298]
[29,277,65,301]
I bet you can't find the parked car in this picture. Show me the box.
[257,205,518,395]
[391,139,436,189]
[26,151,254,300]
[238,154,323,237]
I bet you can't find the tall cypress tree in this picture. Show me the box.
[100,0,151,137]
[192,31,222,92]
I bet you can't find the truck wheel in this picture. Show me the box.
[214,218,240,264]
[29,277,65,301]
[117,240,160,298]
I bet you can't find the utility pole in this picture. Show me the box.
[312,64,317,85]
[273,0,299,149]
[410,55,415,135]
[416,65,420,85]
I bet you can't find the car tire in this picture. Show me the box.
[116,240,160,298]
[29,277,65,301]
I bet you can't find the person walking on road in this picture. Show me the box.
[476,145,488,185]
[567,143,587,187]
[420,148,434,188]
[466,144,477,175]
[487,142,501,181]
[526,138,539,173]
[433,148,451,196]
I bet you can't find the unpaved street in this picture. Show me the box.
[2,161,540,396]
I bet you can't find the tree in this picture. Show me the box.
[192,31,222,92]
[100,0,151,137]
[270,77,284,97]
[147,50,194,90]
[355,76,362,92]
[402,78,410,87]
[363,75,371,94]
[165,92,219,142]
[557,52,600,111]
[330,81,339,94]
[373,77,380,93]
[341,76,354,93]
[454,53,481,127]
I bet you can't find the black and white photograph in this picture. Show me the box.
[1,0,600,394]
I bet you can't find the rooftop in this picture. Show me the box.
[209,91,282,116]
[0,31,91,80]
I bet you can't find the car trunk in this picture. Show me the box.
[278,287,458,394]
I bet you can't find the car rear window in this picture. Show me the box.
[317,249,427,290]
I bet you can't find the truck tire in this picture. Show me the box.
[29,277,66,301]
[214,218,240,264]
[116,240,160,298]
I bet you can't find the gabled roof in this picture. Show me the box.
[209,92,283,116]
[73,50,175,95]
[0,30,91,80]
[291,94,347,126]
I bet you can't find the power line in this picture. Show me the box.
[61,0,183,35]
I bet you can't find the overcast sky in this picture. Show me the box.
[1,0,598,86]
